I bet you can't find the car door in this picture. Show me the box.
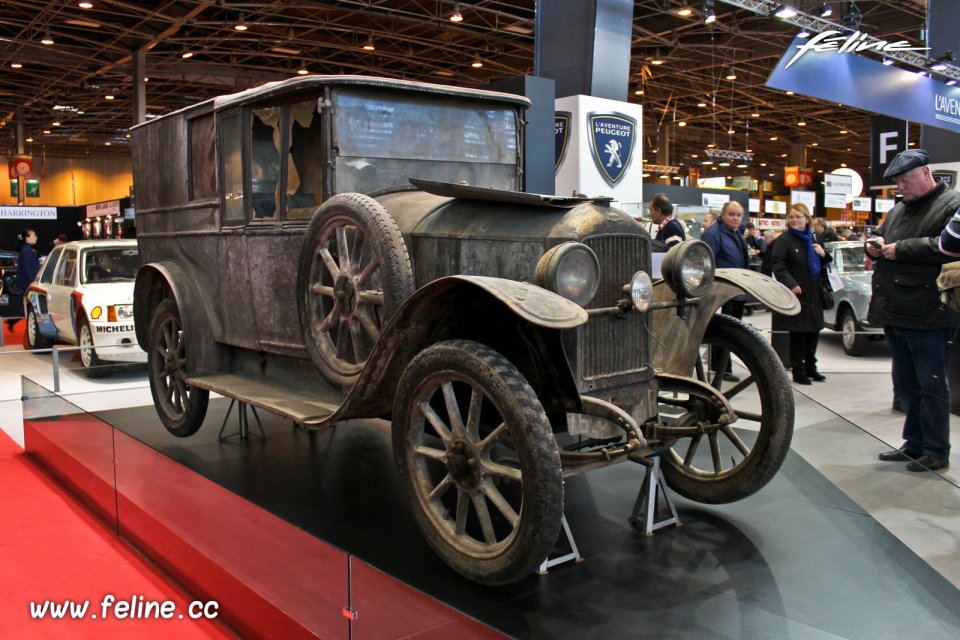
[48,247,79,341]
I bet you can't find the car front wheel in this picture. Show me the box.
[392,340,564,585]
[78,317,113,378]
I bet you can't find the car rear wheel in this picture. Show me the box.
[299,193,414,390]
[26,310,53,350]
[393,340,564,585]
[78,317,113,378]
[840,309,867,356]
[659,314,794,504]
[147,299,209,437]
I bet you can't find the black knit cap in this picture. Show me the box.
[883,149,929,179]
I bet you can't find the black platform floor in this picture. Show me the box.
[96,399,960,639]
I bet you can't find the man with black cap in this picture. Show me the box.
[868,148,960,472]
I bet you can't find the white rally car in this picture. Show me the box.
[24,239,146,377]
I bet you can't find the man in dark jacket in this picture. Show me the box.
[649,193,685,251]
[868,149,960,472]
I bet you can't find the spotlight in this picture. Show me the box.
[817,3,832,18]
[725,67,737,80]
[449,3,463,22]
[842,2,862,30]
[362,34,375,50]
[947,79,958,86]
[882,57,894,66]
[41,29,54,45]
[703,0,716,24]
[931,51,955,72]
[774,5,798,19]
[797,29,811,38]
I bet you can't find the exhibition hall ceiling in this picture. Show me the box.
[0,1,932,180]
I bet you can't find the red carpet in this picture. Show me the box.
[2,317,25,348]
[0,430,234,639]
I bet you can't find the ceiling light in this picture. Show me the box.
[727,128,735,134]
[678,121,687,127]
[840,162,847,168]
[79,1,93,7]
[651,57,665,65]
[43,130,51,134]
[908,141,916,146]
[797,30,811,39]
[719,162,731,167]
[839,129,848,134]
[770,136,778,141]
[10,62,22,68]
[726,68,737,80]
[737,163,748,168]
[704,9,716,24]
[774,5,798,19]
[634,89,644,95]
[105,141,111,146]
[769,172,775,177]
[450,3,464,22]
[698,101,708,107]
[780,153,788,157]
[703,161,713,165]
[760,162,767,167]
[363,34,375,51]
[25,137,33,143]
[882,58,894,66]
[105,94,115,100]
[797,121,807,126]
[234,14,248,31]
[52,121,61,126]
[746,148,753,152]
[41,29,54,45]
[817,3,833,18]
[296,65,308,75]
[707,143,716,148]
[785,90,794,95]
[677,7,693,16]
[947,79,958,86]
[78,111,85,115]
[271,46,301,55]
[811,142,818,146]
[181,48,194,59]
[471,59,483,68]
[751,111,760,117]
[691,154,699,158]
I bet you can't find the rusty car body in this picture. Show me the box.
[131,75,799,585]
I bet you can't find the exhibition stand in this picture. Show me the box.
[21,376,960,639]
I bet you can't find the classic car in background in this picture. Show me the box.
[0,249,17,296]
[130,75,800,585]
[23,239,146,377]
[822,241,884,356]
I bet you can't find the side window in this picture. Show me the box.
[286,100,324,220]
[189,113,216,200]
[250,106,281,220]
[220,112,245,224]
[55,249,77,287]
[39,247,63,284]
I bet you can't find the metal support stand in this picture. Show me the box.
[217,399,266,442]
[537,514,582,574]
[629,455,680,536]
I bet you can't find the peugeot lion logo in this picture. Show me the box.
[588,113,636,187]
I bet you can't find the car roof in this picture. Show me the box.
[59,239,139,252]
[132,74,531,129]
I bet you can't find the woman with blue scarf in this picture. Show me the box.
[771,203,831,385]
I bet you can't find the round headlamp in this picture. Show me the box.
[629,271,653,311]
[661,240,715,298]
[535,242,600,307]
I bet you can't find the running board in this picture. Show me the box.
[186,373,341,427]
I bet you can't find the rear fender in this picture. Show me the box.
[320,275,588,426]
[133,262,220,376]
[651,268,798,375]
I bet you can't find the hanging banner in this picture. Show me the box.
[798,168,814,187]
[870,116,909,186]
[784,166,799,187]
[768,35,960,134]
[8,155,32,179]
[86,200,121,218]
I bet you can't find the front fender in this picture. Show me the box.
[313,275,587,426]
[651,268,797,375]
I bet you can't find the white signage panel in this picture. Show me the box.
[790,189,817,214]
[765,200,787,215]
[701,193,731,209]
[852,196,872,211]
[748,198,761,213]
[554,95,643,203]
[0,206,56,219]
[824,192,848,208]
[874,198,896,213]
[824,173,853,194]
[86,200,121,218]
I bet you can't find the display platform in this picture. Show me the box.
[23,378,960,639]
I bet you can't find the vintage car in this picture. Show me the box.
[23,239,146,376]
[822,241,884,356]
[130,76,799,585]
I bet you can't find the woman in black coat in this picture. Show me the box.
[771,203,831,385]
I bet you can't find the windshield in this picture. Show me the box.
[82,248,140,284]
[835,245,871,274]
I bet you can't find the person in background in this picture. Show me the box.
[649,193,685,251]
[44,233,68,256]
[743,222,767,260]
[813,218,839,243]
[16,228,40,292]
[771,203,830,385]
[701,201,749,381]
[700,212,717,237]
[868,149,959,472]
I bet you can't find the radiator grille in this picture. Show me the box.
[580,235,649,379]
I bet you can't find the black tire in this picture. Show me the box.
[392,339,564,585]
[147,299,209,437]
[840,308,867,356]
[298,193,414,390]
[660,314,794,504]
[77,316,113,378]
[26,309,53,350]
